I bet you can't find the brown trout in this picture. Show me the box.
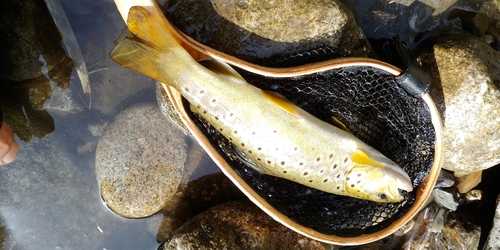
[109,5,413,202]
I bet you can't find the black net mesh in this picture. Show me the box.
[183,63,435,237]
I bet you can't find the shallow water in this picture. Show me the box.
[0,0,498,249]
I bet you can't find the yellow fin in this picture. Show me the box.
[351,149,385,169]
[330,117,350,132]
[262,90,299,116]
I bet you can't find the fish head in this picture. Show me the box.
[344,149,413,203]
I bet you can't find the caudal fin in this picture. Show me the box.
[109,6,187,82]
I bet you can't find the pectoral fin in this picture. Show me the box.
[351,149,385,169]
[262,90,300,116]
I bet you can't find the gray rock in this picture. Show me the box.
[432,189,459,211]
[95,103,187,218]
[161,201,332,250]
[417,33,500,175]
[484,194,500,250]
[164,0,372,65]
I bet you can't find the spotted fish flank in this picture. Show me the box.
[109,6,413,202]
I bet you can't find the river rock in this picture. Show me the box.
[160,201,331,250]
[95,103,187,218]
[484,194,500,250]
[165,0,372,66]
[0,0,69,82]
[417,33,500,175]
[156,173,245,242]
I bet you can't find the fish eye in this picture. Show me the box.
[379,194,387,200]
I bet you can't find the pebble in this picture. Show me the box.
[95,103,187,218]
[464,190,482,204]
[455,171,482,194]
[435,170,456,188]
[432,189,459,211]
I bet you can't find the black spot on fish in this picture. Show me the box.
[248,150,252,154]
[316,157,321,162]
[199,90,205,94]
[212,99,217,103]
[320,169,324,173]
[203,110,207,114]
[233,130,238,134]
[344,157,349,164]
[336,174,341,179]
[323,178,328,183]
[196,105,200,109]
[299,162,304,166]
[333,164,338,169]
[309,180,313,183]
[258,147,262,151]
[257,158,261,161]
[241,142,245,147]
[303,172,308,176]
[351,184,355,188]
[329,153,334,159]
[280,161,285,165]
[267,160,271,164]
[283,170,287,174]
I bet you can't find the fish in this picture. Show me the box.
[109,5,413,203]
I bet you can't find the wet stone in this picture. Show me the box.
[95,103,187,218]
[160,201,332,250]
[0,0,68,82]
[417,33,500,175]
[156,173,246,242]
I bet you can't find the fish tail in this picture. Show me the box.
[109,5,192,87]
